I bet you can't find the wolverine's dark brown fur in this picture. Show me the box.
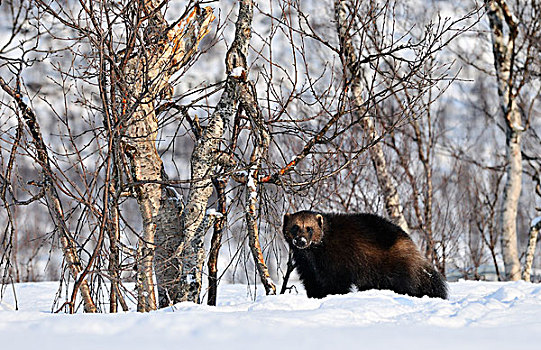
[283,211,448,299]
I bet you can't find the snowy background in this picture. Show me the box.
[1,281,541,349]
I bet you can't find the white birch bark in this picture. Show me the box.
[174,86,232,302]
[485,0,522,281]
[173,0,257,303]
[523,218,541,282]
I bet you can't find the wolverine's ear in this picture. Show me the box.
[315,214,323,228]
[283,213,291,227]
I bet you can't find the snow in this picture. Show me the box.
[206,208,224,218]
[247,167,259,200]
[1,281,541,349]
[229,66,246,78]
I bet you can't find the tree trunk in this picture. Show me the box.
[485,0,522,281]
[523,218,541,282]
[241,80,276,295]
[175,108,226,302]
[246,169,276,295]
[122,100,161,312]
[207,108,241,305]
[500,128,522,281]
[106,175,128,312]
[207,179,227,306]
[119,3,215,310]
[174,0,259,303]
[154,184,185,308]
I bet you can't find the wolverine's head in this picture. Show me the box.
[283,211,325,249]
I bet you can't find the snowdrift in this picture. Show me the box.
[1,281,541,349]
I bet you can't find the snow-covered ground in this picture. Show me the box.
[1,281,541,349]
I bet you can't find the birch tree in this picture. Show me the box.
[178,0,276,301]
[523,217,541,281]
[523,166,541,281]
[484,0,534,280]
[448,0,540,280]
[25,0,216,311]
[118,1,215,311]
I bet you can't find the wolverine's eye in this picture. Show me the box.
[290,225,299,234]
[307,227,313,234]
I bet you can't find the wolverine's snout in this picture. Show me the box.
[292,236,309,249]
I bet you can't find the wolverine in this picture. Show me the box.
[283,211,448,299]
